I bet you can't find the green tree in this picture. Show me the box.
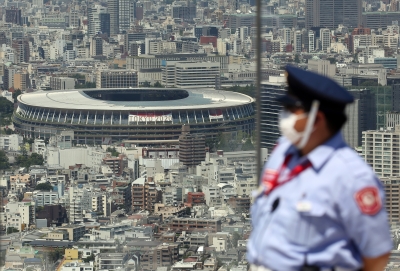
[35,183,53,191]
[3,128,13,135]
[205,137,219,152]
[7,227,19,234]
[0,97,14,114]
[143,81,151,87]
[23,138,35,145]
[294,54,300,63]
[360,80,379,87]
[83,254,95,262]
[48,248,65,263]
[16,152,44,168]
[217,133,229,151]
[327,57,336,64]
[30,153,44,165]
[231,232,241,248]
[69,73,85,79]
[12,89,22,103]
[106,147,120,156]
[75,82,96,89]
[242,138,254,151]
[0,150,10,170]
[153,81,163,87]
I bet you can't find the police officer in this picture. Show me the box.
[247,66,392,271]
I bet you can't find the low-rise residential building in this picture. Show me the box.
[141,243,180,271]
[0,134,23,151]
[98,253,130,270]
[58,225,86,241]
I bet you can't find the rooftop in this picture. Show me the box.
[18,88,253,111]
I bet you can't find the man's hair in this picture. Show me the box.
[323,111,347,134]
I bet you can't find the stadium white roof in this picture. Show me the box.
[18,88,254,110]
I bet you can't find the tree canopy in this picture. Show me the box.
[106,147,120,157]
[35,182,53,191]
[16,153,44,168]
[12,89,22,103]
[0,97,14,114]
[0,150,10,170]
[75,82,96,89]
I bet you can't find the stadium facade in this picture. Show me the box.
[13,88,255,145]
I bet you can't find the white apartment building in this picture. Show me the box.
[202,185,222,207]
[46,146,107,169]
[308,59,336,78]
[381,177,400,222]
[32,138,46,155]
[96,69,138,89]
[320,28,331,52]
[308,30,315,52]
[362,128,400,178]
[161,61,220,88]
[293,30,302,53]
[0,134,23,151]
[34,192,59,207]
[5,201,35,230]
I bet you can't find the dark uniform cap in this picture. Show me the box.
[277,66,354,113]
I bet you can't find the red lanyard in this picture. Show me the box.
[262,154,312,195]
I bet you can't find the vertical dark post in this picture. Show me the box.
[256,0,262,181]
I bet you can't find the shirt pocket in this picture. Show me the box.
[251,196,268,227]
[287,204,330,247]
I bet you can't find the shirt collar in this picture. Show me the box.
[285,132,346,171]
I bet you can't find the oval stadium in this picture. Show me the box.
[13,88,255,145]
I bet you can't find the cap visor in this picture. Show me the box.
[276,95,302,107]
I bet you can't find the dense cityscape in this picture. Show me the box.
[1,0,400,270]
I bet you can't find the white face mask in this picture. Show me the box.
[279,110,307,146]
[278,100,320,149]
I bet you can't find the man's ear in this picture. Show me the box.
[313,111,325,127]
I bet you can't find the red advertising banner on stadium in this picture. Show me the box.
[209,109,223,120]
[129,112,172,122]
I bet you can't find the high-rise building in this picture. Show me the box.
[172,2,197,21]
[392,84,400,112]
[0,32,7,46]
[308,30,315,52]
[381,177,400,223]
[90,36,104,56]
[5,8,22,25]
[99,13,111,37]
[320,28,331,52]
[305,0,362,29]
[88,5,108,37]
[69,11,80,28]
[293,30,303,53]
[12,39,30,63]
[260,75,287,150]
[342,89,376,148]
[280,28,292,45]
[108,0,119,35]
[32,0,43,7]
[362,128,400,178]
[178,125,206,167]
[4,67,16,91]
[118,0,134,33]
[13,71,30,91]
[131,177,162,212]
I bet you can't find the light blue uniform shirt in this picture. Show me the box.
[247,132,392,271]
